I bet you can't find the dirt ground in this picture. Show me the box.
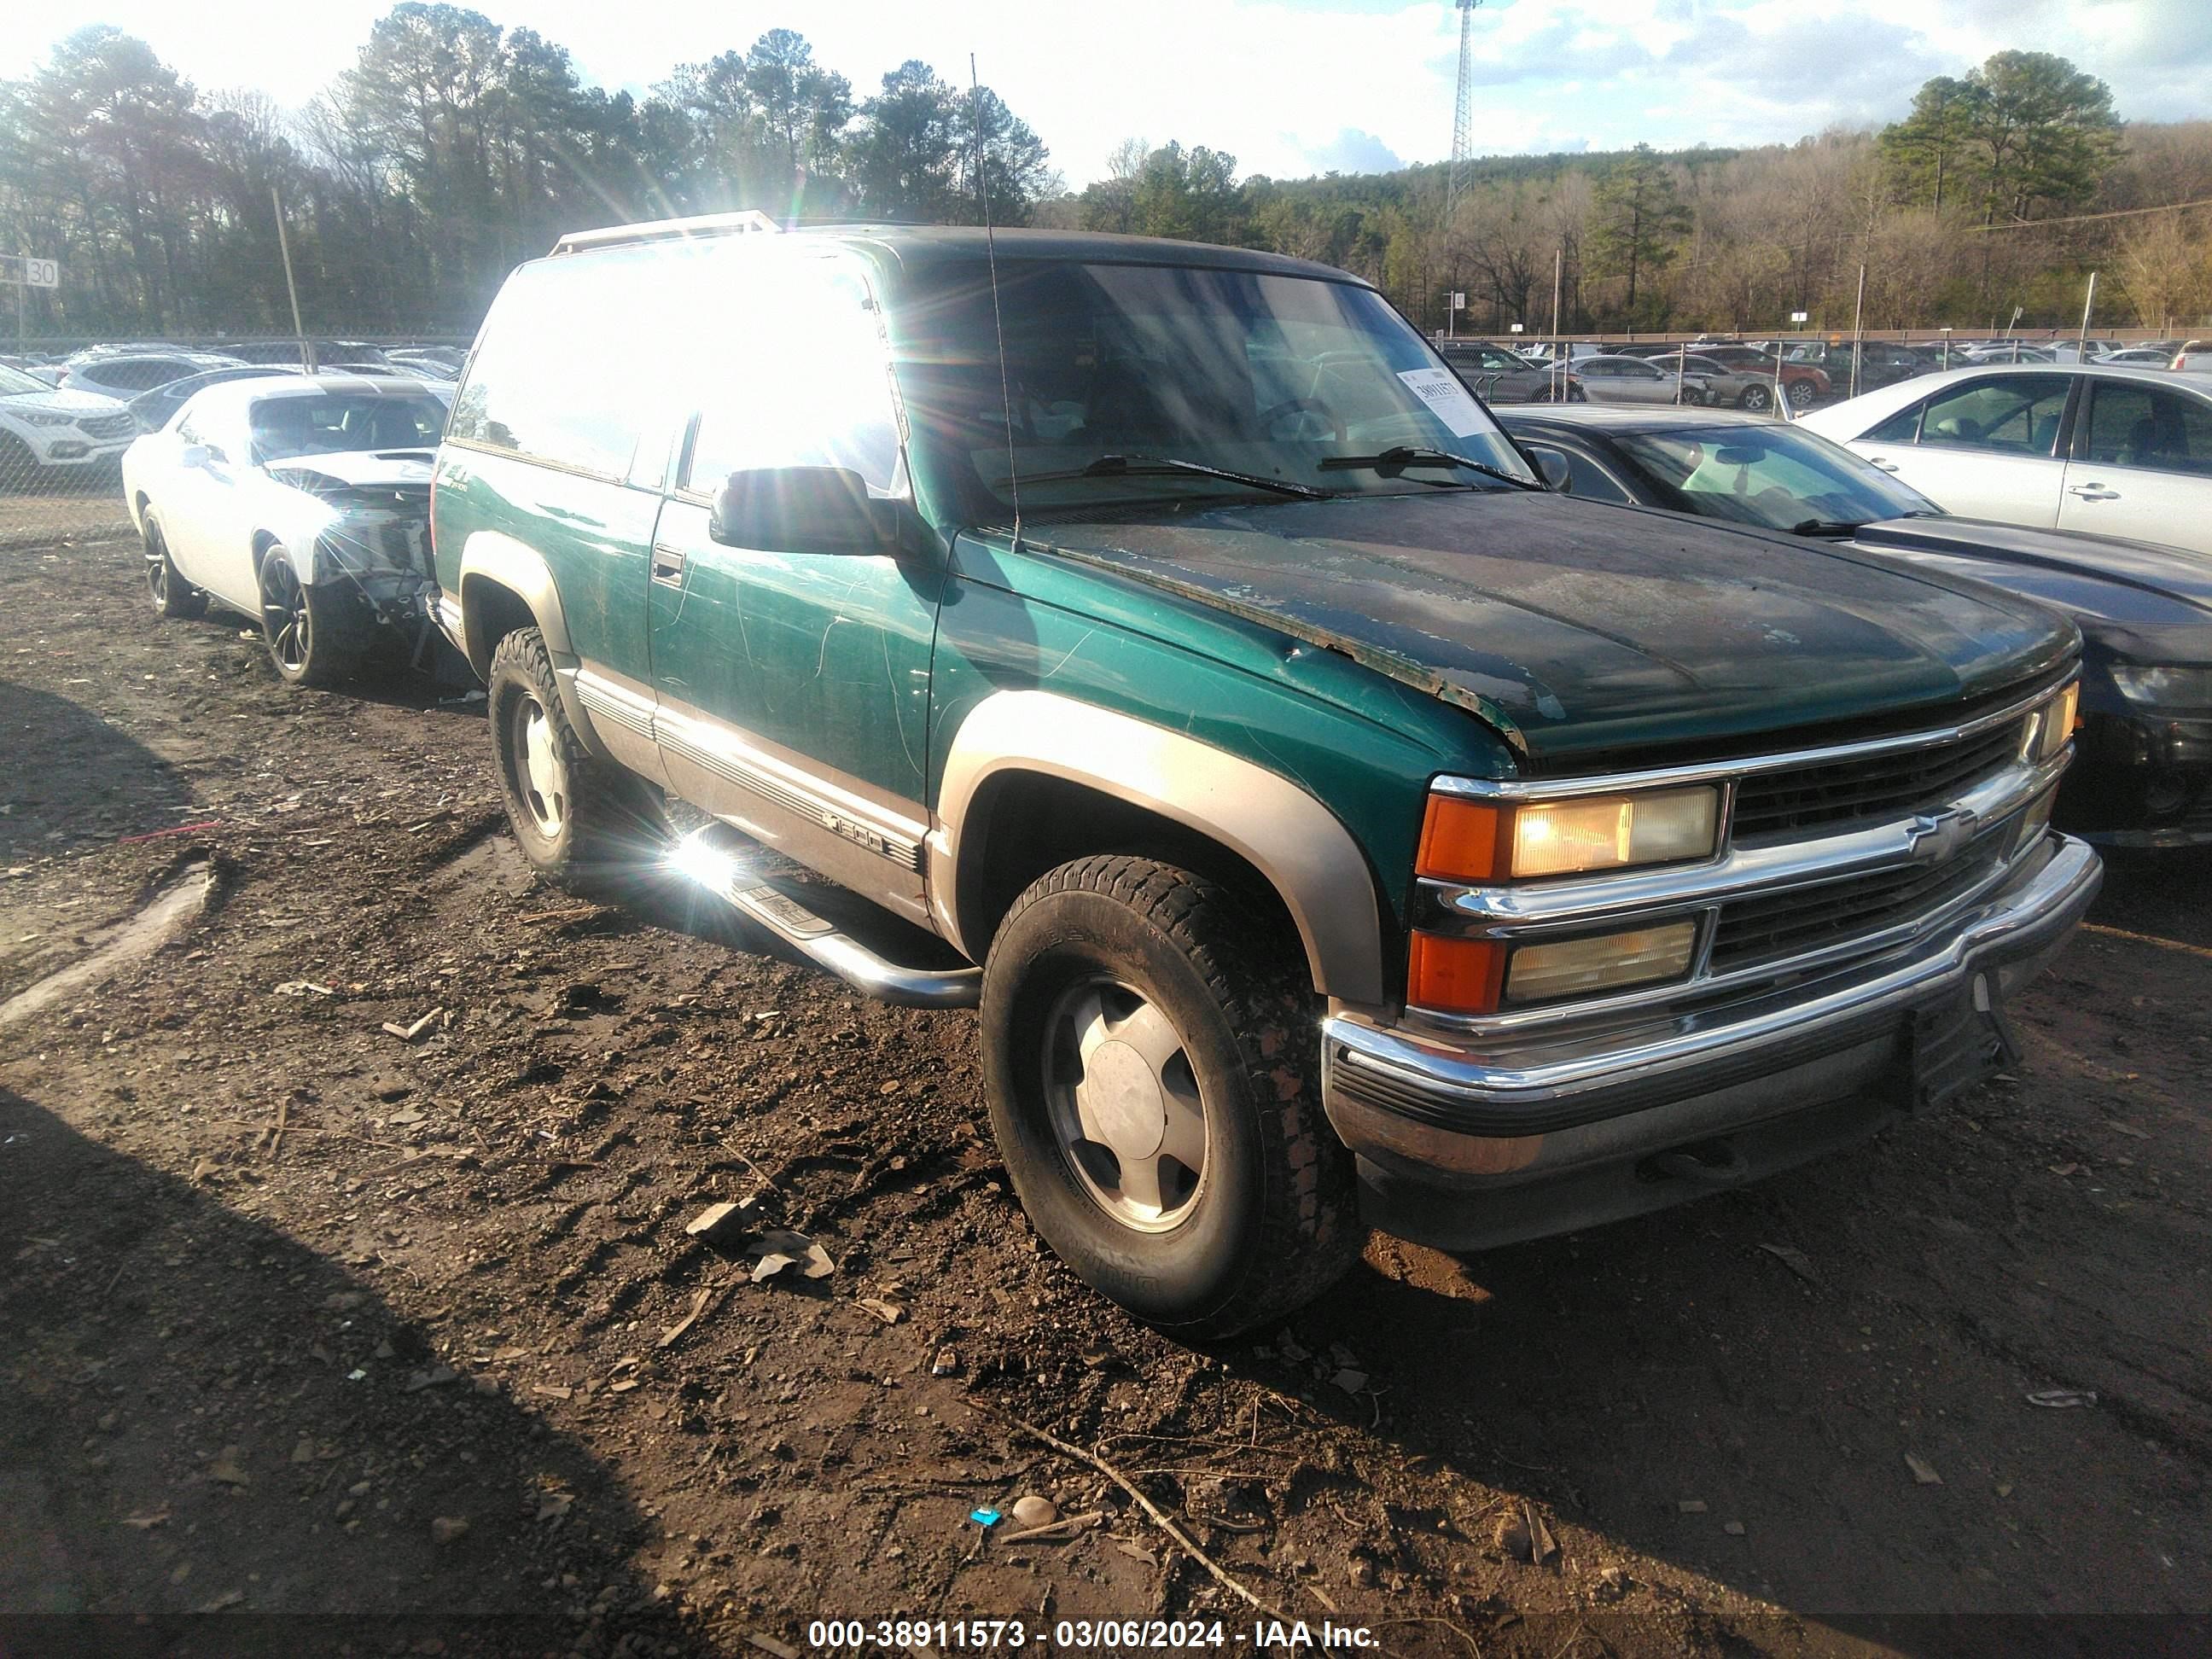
[2,533,2208,1659]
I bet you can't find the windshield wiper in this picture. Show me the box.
[1316,445,1542,492]
[997,453,1330,501]
[1788,519,1869,538]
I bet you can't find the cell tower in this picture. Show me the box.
[1446,0,1482,230]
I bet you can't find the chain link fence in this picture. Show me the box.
[1,331,470,551]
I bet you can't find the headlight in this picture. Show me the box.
[2019,682,2080,763]
[1417,784,1721,882]
[2108,664,2212,711]
[1408,917,1699,1014]
[18,411,73,428]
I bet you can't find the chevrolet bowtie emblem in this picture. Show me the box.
[1906,807,1977,864]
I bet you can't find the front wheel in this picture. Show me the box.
[1738,383,1774,413]
[980,855,1364,1338]
[259,543,366,688]
[486,626,665,889]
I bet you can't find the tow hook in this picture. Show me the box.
[1642,1139,1750,1187]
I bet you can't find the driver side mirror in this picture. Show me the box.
[708,467,894,556]
[1531,448,1573,493]
[179,444,210,469]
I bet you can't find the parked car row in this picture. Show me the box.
[1,338,468,490]
[115,220,2202,1340]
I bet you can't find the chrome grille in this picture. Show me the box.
[1708,837,2006,973]
[1732,722,2021,841]
[78,414,137,439]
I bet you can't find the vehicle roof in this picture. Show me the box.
[183,374,445,414]
[1804,359,2212,426]
[553,223,1366,287]
[78,351,242,370]
[1497,405,1773,435]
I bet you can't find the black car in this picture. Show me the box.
[221,339,392,369]
[1502,405,2212,846]
[126,364,298,432]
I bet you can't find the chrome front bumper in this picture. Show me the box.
[1322,832,2101,1249]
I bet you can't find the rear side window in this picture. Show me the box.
[2079,381,2212,476]
[1915,375,2071,456]
[680,259,905,498]
[449,250,661,477]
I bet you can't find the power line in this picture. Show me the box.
[1966,195,2212,232]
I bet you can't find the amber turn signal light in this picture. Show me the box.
[1406,930,1507,1016]
[1416,795,1511,882]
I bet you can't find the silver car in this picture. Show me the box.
[1573,353,1714,405]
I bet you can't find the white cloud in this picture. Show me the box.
[7,0,2205,187]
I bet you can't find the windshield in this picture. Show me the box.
[1612,423,1938,531]
[895,259,1534,517]
[248,393,446,463]
[0,364,51,397]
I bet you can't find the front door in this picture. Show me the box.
[1861,372,2073,527]
[648,252,942,923]
[2058,375,2212,555]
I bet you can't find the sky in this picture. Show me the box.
[9,0,2210,186]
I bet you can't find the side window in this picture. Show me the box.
[1559,445,1633,504]
[682,260,905,498]
[1916,375,2071,456]
[448,250,658,477]
[1862,402,1924,444]
[2082,381,2212,476]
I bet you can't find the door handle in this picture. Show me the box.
[650,544,687,586]
[1866,457,1900,473]
[2067,484,2120,501]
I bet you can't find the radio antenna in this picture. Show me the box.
[969,54,1021,548]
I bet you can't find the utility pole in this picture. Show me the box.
[1848,262,1866,399]
[1445,2,1483,229]
[271,183,314,375]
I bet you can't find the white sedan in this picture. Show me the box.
[121,375,450,687]
[1798,363,2212,556]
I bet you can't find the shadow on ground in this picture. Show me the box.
[0,1085,703,1653]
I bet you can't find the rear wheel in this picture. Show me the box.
[259,542,366,689]
[980,855,1364,1338]
[143,511,207,620]
[1787,377,1817,410]
[1738,383,1774,413]
[486,626,665,888]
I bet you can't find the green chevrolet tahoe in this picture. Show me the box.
[429,214,2100,1337]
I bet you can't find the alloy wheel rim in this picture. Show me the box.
[260,559,310,672]
[146,535,168,606]
[1041,976,1208,1232]
[510,694,568,839]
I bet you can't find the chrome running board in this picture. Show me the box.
[668,828,981,1010]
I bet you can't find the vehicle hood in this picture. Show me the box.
[262,449,436,493]
[1023,491,2076,767]
[1850,515,2212,667]
[0,386,128,418]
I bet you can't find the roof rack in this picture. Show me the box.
[550,209,782,257]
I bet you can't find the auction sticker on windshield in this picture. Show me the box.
[1397,367,1488,437]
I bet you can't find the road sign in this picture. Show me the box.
[1789,310,1808,323]
[1508,322,1523,333]
[1451,292,1466,310]
[1,256,59,288]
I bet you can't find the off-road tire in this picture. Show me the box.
[143,511,207,620]
[259,542,368,689]
[486,626,666,889]
[980,854,1364,1338]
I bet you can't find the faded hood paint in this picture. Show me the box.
[1022,491,2076,765]
[263,448,435,492]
